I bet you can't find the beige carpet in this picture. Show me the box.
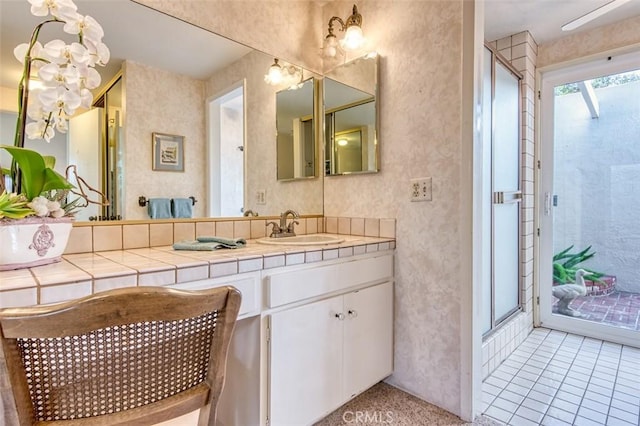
[315,382,503,426]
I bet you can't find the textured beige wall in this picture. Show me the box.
[538,15,640,68]
[123,60,207,220]
[206,50,324,216]
[323,0,466,414]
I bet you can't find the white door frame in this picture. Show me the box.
[536,49,640,347]
[206,79,246,217]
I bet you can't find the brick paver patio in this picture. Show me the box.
[552,291,640,331]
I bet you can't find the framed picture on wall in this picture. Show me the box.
[152,133,184,172]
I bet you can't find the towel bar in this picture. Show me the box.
[138,196,198,207]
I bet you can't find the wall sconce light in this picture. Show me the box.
[264,58,304,89]
[324,4,365,57]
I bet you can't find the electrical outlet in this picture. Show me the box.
[410,177,432,202]
[256,189,266,205]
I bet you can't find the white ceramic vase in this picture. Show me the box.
[0,217,73,271]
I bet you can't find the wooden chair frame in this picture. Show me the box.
[0,286,241,426]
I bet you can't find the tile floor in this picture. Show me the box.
[553,291,640,331]
[482,328,640,426]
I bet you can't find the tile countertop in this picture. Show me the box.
[0,235,395,308]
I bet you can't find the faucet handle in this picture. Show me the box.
[267,221,281,237]
[287,220,299,235]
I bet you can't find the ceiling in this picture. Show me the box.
[485,0,640,45]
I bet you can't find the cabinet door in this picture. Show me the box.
[269,296,344,426]
[343,281,393,399]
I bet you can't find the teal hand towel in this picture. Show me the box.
[196,236,246,248]
[172,198,193,218]
[148,198,172,219]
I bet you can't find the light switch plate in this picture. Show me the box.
[256,189,266,205]
[410,177,432,202]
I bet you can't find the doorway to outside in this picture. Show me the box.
[539,50,640,347]
[207,82,245,217]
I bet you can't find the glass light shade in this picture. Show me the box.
[341,25,364,50]
[337,139,348,146]
[325,35,338,57]
[266,64,283,84]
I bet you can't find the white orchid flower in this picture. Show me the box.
[53,113,69,133]
[39,85,81,116]
[42,40,89,66]
[38,62,80,89]
[78,88,93,109]
[25,120,55,142]
[84,39,110,67]
[65,14,104,44]
[78,66,101,89]
[42,39,67,64]
[26,93,46,120]
[13,41,44,64]
[29,0,77,21]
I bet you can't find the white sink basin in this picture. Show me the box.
[256,234,344,246]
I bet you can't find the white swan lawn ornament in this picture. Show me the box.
[553,269,590,317]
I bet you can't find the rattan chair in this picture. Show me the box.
[0,286,241,426]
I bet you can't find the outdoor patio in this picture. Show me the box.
[553,291,640,331]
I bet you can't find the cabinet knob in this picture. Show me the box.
[348,309,358,318]
[335,313,345,320]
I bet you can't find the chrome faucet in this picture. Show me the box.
[267,210,300,238]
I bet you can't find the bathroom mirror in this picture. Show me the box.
[324,54,379,176]
[0,0,324,220]
[276,78,317,180]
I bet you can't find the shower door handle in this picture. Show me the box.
[544,192,552,216]
[493,190,522,204]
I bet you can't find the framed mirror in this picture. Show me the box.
[276,77,317,180]
[324,54,379,176]
[0,0,324,220]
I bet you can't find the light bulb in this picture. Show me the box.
[341,25,364,50]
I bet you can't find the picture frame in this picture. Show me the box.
[152,133,184,172]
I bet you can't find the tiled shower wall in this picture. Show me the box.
[483,31,538,379]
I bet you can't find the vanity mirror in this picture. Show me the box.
[0,0,323,220]
[276,77,317,180]
[324,54,379,176]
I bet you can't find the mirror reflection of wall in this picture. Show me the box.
[276,78,316,180]
[207,51,323,217]
[324,54,379,176]
[0,0,325,221]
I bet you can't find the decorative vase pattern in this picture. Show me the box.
[29,224,56,256]
[0,217,73,271]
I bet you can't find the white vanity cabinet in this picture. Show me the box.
[265,254,394,426]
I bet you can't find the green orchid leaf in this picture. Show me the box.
[1,145,47,200]
[43,155,56,169]
[42,168,73,192]
[0,145,72,200]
